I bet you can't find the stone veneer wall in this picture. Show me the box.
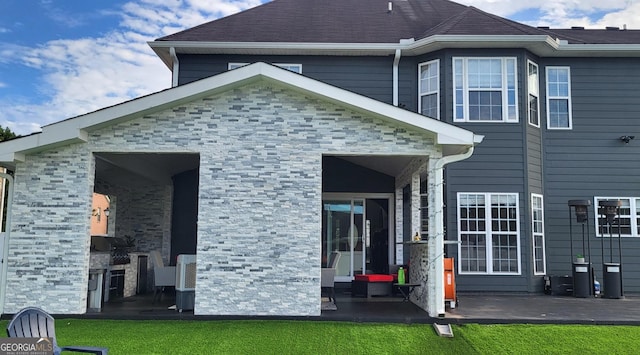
[5,143,94,313]
[6,81,441,315]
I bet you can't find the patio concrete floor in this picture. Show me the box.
[62,288,640,325]
[446,292,640,325]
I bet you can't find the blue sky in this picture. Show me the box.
[1,0,638,135]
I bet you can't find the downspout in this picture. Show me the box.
[392,48,401,106]
[170,47,179,88]
[0,172,14,315]
[428,145,475,317]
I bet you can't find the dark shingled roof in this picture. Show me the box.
[156,0,640,45]
[541,28,640,44]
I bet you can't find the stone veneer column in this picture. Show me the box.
[408,242,429,310]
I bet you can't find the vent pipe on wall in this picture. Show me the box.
[388,2,392,12]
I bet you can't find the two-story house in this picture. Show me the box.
[0,0,639,318]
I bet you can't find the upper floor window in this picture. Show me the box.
[419,60,439,119]
[453,57,518,123]
[528,61,540,127]
[546,66,572,129]
[228,62,302,73]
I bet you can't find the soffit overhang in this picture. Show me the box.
[149,35,640,70]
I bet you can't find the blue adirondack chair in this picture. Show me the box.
[6,307,108,355]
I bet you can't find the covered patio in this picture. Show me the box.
[54,290,640,325]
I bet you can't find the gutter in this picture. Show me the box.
[170,47,179,87]
[150,34,640,71]
[428,145,475,318]
[392,48,401,106]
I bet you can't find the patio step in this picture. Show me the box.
[433,323,454,338]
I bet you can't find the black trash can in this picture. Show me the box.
[572,261,591,298]
[603,262,623,299]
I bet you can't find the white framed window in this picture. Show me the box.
[531,194,546,275]
[453,57,518,123]
[418,60,439,119]
[457,193,521,275]
[528,61,540,127]
[546,66,572,129]
[594,197,636,237]
[228,62,302,73]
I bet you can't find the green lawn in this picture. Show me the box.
[2,319,640,354]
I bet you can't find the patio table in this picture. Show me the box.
[394,283,421,301]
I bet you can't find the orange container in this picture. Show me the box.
[444,258,456,302]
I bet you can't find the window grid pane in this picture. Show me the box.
[549,99,569,128]
[492,234,518,272]
[421,94,438,118]
[468,91,502,121]
[529,94,539,126]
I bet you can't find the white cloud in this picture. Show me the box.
[0,28,10,34]
[0,82,6,88]
[0,0,261,135]
[457,0,640,28]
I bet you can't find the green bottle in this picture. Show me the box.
[398,267,405,285]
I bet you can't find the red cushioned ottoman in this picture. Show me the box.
[352,274,393,298]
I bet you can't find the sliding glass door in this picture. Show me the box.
[323,199,364,281]
[322,194,392,282]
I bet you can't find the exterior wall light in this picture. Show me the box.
[620,135,635,143]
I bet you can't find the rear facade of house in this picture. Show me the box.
[152,0,640,294]
[2,0,640,318]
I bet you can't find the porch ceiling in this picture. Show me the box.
[95,153,200,186]
[339,156,416,177]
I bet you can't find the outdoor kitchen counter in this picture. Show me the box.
[89,252,110,269]
[89,252,147,299]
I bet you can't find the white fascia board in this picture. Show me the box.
[406,35,554,49]
[0,130,87,164]
[148,41,399,69]
[152,34,640,62]
[149,40,399,53]
[149,36,559,60]
[554,43,640,57]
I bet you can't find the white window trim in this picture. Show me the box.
[531,193,546,275]
[527,60,540,128]
[457,192,522,275]
[452,57,519,123]
[229,62,302,73]
[418,59,440,119]
[545,66,573,130]
[594,197,637,237]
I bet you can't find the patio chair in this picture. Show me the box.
[7,306,108,355]
[150,250,176,303]
[321,251,341,302]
